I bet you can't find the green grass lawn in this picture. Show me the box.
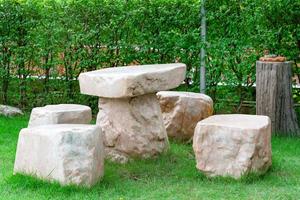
[1,115,300,200]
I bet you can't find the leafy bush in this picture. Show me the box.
[0,0,299,112]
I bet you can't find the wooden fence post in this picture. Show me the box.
[256,61,299,136]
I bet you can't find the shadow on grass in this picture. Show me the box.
[3,138,281,196]
[4,144,205,194]
[5,174,92,193]
[5,156,273,196]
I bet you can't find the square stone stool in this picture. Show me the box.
[14,124,104,187]
[28,104,92,127]
[193,114,272,178]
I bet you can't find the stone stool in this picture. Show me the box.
[157,91,213,141]
[14,124,104,187]
[28,104,92,127]
[79,63,186,163]
[193,114,272,178]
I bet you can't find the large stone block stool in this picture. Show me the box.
[79,63,186,163]
[157,91,213,141]
[193,114,272,178]
[14,124,104,187]
[28,104,92,127]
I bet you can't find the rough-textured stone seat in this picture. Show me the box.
[14,124,104,187]
[28,104,92,127]
[193,114,272,178]
[79,63,186,163]
[157,91,213,141]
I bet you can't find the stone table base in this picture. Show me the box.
[97,93,169,163]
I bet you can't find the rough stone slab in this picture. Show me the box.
[157,91,213,140]
[28,104,92,127]
[193,114,272,178]
[14,124,104,187]
[97,93,169,163]
[79,63,186,98]
[0,105,23,117]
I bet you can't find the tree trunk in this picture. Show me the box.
[256,61,300,136]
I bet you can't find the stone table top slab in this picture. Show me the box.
[79,63,186,98]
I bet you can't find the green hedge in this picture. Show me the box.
[0,0,299,112]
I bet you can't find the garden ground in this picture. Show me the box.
[1,115,300,200]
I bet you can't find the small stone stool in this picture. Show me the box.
[193,114,272,178]
[79,63,186,163]
[28,104,92,127]
[14,124,104,187]
[157,91,213,141]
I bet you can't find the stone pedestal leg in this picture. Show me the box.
[96,93,169,163]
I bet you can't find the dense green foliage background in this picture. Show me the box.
[0,0,299,113]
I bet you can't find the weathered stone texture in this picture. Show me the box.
[79,63,186,98]
[0,105,23,117]
[28,104,92,127]
[14,124,104,187]
[97,93,169,163]
[193,114,272,178]
[157,91,213,140]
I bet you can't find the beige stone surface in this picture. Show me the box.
[0,105,23,117]
[14,124,104,187]
[79,63,186,98]
[157,91,213,140]
[28,104,92,127]
[193,114,272,178]
[97,93,169,163]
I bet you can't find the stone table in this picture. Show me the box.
[79,63,186,163]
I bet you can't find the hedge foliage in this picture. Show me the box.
[0,0,299,112]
